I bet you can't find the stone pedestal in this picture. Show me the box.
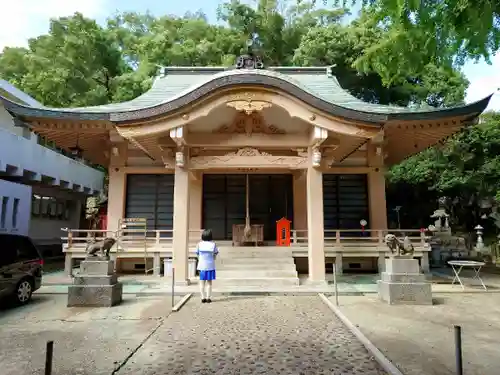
[67,258,123,307]
[377,257,432,305]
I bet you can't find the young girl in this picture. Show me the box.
[196,229,218,303]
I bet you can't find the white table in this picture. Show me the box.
[447,260,487,290]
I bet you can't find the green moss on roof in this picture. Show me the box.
[0,66,491,123]
[48,67,410,114]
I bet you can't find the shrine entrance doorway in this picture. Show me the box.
[202,174,294,242]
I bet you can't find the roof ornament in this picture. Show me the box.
[155,64,168,78]
[235,37,264,70]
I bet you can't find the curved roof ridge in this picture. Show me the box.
[70,68,367,114]
[0,68,492,124]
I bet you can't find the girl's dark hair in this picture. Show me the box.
[201,229,213,242]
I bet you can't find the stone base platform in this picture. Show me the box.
[67,259,123,307]
[378,257,432,305]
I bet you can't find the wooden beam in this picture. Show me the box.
[322,166,372,174]
[128,137,156,160]
[170,126,185,146]
[310,126,328,146]
[109,142,129,167]
[184,132,310,148]
[122,166,174,174]
[189,171,202,181]
[366,140,384,167]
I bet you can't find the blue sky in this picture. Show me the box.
[0,0,498,110]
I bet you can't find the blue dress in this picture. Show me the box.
[196,241,218,281]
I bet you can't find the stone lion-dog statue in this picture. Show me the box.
[85,237,116,259]
[384,233,414,256]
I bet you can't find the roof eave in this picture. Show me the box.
[387,95,493,121]
[0,96,110,121]
[1,76,492,126]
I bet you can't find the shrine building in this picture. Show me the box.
[0,53,491,286]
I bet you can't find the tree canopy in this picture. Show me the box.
[0,0,469,108]
[1,0,499,232]
[387,112,500,231]
[308,0,500,85]
[389,112,500,200]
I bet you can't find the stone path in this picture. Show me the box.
[116,296,386,375]
[0,295,181,375]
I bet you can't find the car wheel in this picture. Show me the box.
[15,279,33,305]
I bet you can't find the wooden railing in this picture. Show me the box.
[290,229,308,247]
[62,228,429,253]
[323,229,428,248]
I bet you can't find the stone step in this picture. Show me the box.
[219,247,292,253]
[216,270,298,278]
[219,253,293,259]
[215,277,300,287]
[218,258,296,265]
[217,263,297,270]
[218,246,291,250]
[219,247,293,252]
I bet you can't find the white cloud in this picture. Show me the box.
[465,54,500,111]
[0,0,108,50]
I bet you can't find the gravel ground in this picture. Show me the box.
[116,296,387,375]
[335,293,500,375]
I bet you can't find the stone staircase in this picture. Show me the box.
[215,246,300,287]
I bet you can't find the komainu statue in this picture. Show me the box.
[86,237,116,258]
[385,234,414,256]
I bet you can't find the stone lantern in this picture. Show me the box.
[474,225,484,251]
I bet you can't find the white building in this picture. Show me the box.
[0,79,105,256]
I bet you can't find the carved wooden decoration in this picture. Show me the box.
[311,147,322,167]
[322,147,339,166]
[175,149,185,168]
[214,112,285,136]
[161,155,175,169]
[189,147,307,169]
[226,92,272,115]
[227,100,271,114]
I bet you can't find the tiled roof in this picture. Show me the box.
[0,67,492,123]
[67,67,408,114]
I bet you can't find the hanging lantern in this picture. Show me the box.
[69,133,83,158]
[69,145,83,158]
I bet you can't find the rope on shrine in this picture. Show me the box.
[243,173,252,240]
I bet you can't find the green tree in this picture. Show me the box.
[293,10,468,106]
[0,13,126,107]
[388,112,500,229]
[0,1,470,110]
[305,0,500,84]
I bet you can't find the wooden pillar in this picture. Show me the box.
[368,170,388,230]
[293,171,307,231]
[306,148,326,282]
[172,164,190,285]
[107,168,126,233]
[189,172,203,232]
[107,142,128,233]
[367,140,388,230]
